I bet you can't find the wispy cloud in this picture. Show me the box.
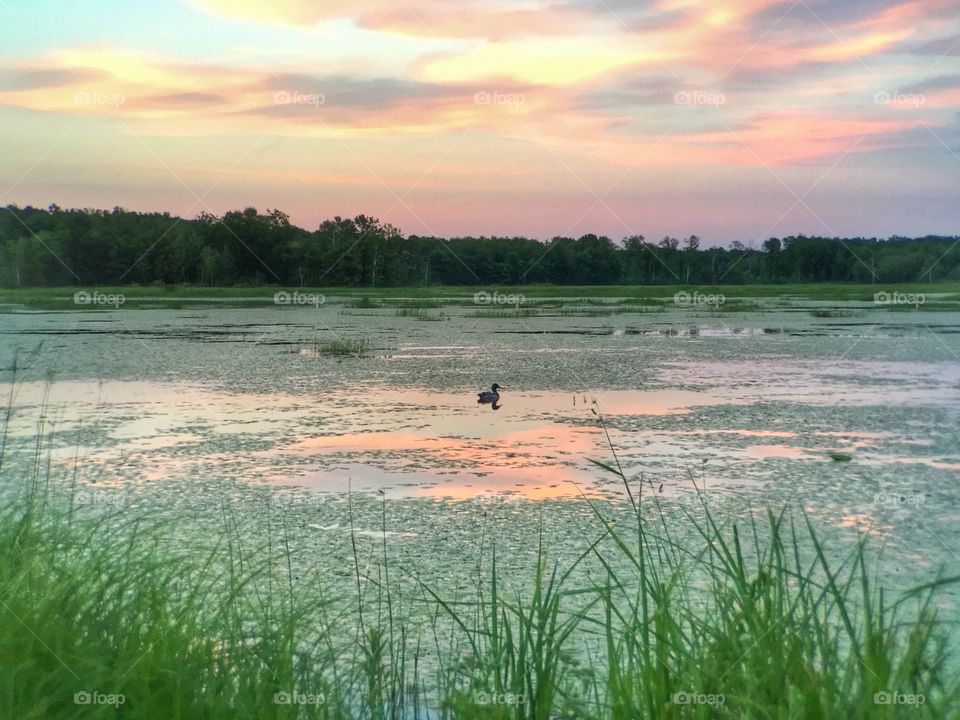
[0,0,957,240]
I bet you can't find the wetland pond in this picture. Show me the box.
[2,291,959,631]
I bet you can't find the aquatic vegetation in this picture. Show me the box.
[5,283,960,312]
[467,307,537,318]
[314,337,370,356]
[396,307,446,321]
[1,421,957,719]
[348,297,384,309]
[613,297,671,306]
[811,308,859,318]
[388,299,444,309]
[554,305,638,317]
[2,296,959,718]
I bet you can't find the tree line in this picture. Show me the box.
[1,204,956,287]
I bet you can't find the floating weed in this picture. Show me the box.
[613,297,671,306]
[811,308,859,318]
[396,308,446,321]
[467,308,538,319]
[313,337,370,356]
[348,297,384,309]
[387,299,444,309]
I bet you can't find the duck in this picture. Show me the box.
[477,383,502,404]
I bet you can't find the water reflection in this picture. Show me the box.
[3,378,957,504]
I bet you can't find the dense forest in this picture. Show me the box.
[1,205,956,287]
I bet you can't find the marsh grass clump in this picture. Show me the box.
[811,308,858,318]
[388,299,443,309]
[315,336,370,356]
[555,304,638,317]
[348,297,384,309]
[608,299,668,314]
[467,307,537,319]
[523,298,564,309]
[708,298,765,312]
[396,308,445,321]
[614,297,670,306]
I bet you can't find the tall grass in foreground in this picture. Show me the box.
[0,406,958,717]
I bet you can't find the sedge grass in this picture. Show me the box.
[312,337,370,356]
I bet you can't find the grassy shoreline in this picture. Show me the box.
[1,281,959,310]
[2,432,958,718]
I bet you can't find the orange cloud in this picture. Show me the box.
[0,49,544,135]
[0,44,946,176]
[670,111,928,166]
[419,37,678,86]
[189,0,593,40]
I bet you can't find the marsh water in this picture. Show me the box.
[1,293,959,615]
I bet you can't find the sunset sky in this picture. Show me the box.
[1,0,958,244]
